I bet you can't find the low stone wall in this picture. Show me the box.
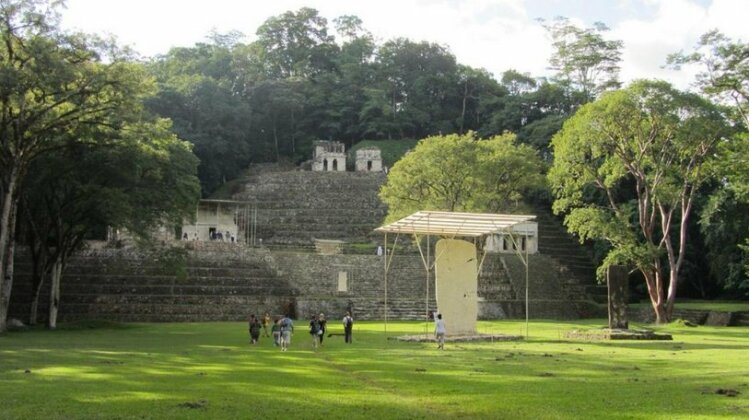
[630,307,749,326]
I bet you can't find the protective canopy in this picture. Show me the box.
[375,211,535,237]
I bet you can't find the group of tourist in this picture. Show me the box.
[247,311,355,351]
[180,230,236,242]
[249,311,447,350]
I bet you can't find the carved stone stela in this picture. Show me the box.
[607,265,629,329]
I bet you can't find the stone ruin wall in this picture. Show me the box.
[355,148,383,172]
[9,243,605,323]
[312,141,346,172]
[8,165,610,323]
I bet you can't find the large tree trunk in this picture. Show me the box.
[642,268,669,324]
[653,300,668,325]
[0,168,20,333]
[666,267,679,319]
[27,239,48,326]
[47,259,62,330]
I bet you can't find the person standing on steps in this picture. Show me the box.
[343,311,354,343]
[434,313,446,350]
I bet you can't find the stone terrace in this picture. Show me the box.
[10,246,296,323]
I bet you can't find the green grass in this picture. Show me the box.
[1,320,748,419]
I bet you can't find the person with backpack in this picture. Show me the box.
[342,311,354,343]
[279,314,294,352]
[309,314,322,351]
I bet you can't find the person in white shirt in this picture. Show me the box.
[434,313,446,350]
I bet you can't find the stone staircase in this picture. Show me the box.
[478,253,604,319]
[10,247,296,323]
[234,170,388,246]
[268,251,435,321]
[533,208,608,304]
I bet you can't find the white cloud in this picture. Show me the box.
[613,0,749,90]
[705,0,749,40]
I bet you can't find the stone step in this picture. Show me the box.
[14,275,280,288]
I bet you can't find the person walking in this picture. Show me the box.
[309,314,322,351]
[343,311,354,344]
[271,318,281,346]
[248,314,262,344]
[318,313,327,346]
[262,313,271,337]
[434,313,446,350]
[279,314,294,352]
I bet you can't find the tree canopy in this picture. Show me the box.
[543,17,623,101]
[548,80,728,323]
[380,132,545,223]
[146,9,593,196]
[0,0,200,332]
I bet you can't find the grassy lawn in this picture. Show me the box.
[1,320,748,419]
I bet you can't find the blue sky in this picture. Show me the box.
[61,0,747,89]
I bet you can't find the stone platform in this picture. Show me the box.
[563,328,672,341]
[390,334,524,343]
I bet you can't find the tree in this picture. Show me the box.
[456,66,504,135]
[548,80,728,324]
[501,69,537,96]
[698,188,749,297]
[0,0,153,332]
[669,31,749,294]
[376,39,461,138]
[19,119,199,328]
[146,66,253,193]
[668,30,749,129]
[379,132,545,223]
[543,17,623,101]
[483,79,577,157]
[254,7,337,79]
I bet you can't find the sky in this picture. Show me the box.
[60,0,749,89]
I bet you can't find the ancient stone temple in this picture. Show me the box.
[312,141,346,172]
[355,147,383,172]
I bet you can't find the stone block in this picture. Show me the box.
[705,311,733,326]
